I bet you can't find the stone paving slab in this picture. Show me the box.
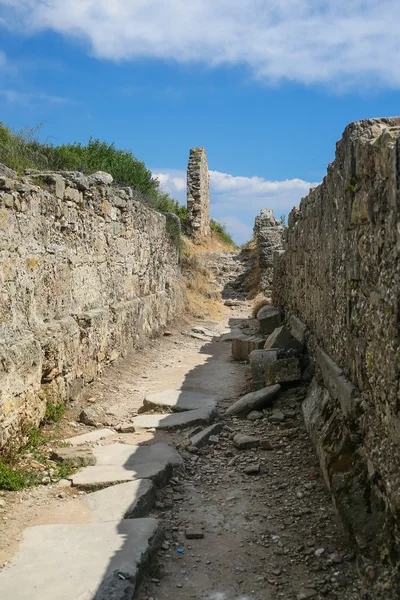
[142,389,217,413]
[64,428,115,446]
[84,479,156,521]
[132,406,215,430]
[93,442,184,468]
[71,461,172,491]
[0,519,161,600]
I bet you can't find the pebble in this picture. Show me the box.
[246,411,263,421]
[315,547,325,557]
[260,439,274,451]
[244,463,260,475]
[185,528,204,539]
[233,434,260,449]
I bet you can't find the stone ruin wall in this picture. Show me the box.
[273,118,400,596]
[0,169,183,452]
[186,147,210,239]
[253,208,283,296]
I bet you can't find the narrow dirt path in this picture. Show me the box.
[0,250,361,600]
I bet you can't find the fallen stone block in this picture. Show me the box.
[116,422,136,433]
[233,434,260,449]
[246,410,263,421]
[232,335,265,361]
[249,349,278,390]
[142,389,217,413]
[316,346,359,417]
[270,409,285,423]
[132,406,215,430]
[185,528,205,539]
[265,357,301,385]
[0,519,161,600]
[84,479,156,521]
[63,428,115,446]
[264,326,303,354]
[79,404,108,426]
[257,305,282,336]
[226,384,281,416]
[190,422,224,448]
[51,446,96,467]
[244,463,260,475]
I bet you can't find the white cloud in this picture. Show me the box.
[1,1,400,88]
[0,88,80,106]
[153,168,317,244]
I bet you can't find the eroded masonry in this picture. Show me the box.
[271,118,400,597]
[0,169,183,451]
[186,147,210,239]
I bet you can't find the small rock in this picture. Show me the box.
[0,499,5,508]
[87,171,113,186]
[297,589,318,599]
[117,423,136,433]
[185,529,204,539]
[269,409,285,423]
[315,547,325,557]
[329,552,343,564]
[233,434,260,450]
[246,411,263,421]
[260,439,274,451]
[244,463,260,475]
[208,435,219,444]
[163,331,173,336]
[79,405,107,427]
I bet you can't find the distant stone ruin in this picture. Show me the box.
[186,147,210,239]
[253,208,283,296]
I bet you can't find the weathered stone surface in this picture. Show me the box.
[84,479,156,521]
[190,422,223,448]
[142,389,217,413]
[249,349,278,390]
[187,147,210,239]
[290,316,308,343]
[87,170,113,185]
[71,462,172,491]
[79,404,108,426]
[132,406,215,430]
[0,162,16,178]
[0,519,161,600]
[226,384,280,416]
[233,433,260,449]
[0,170,183,451]
[246,410,263,421]
[253,209,283,294]
[264,326,303,354]
[64,428,115,446]
[257,305,281,336]
[273,118,400,598]
[51,446,96,467]
[265,357,301,385]
[92,442,183,469]
[232,335,265,361]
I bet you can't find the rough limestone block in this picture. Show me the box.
[84,479,156,521]
[249,349,278,390]
[257,305,282,336]
[51,446,96,467]
[142,389,217,413]
[233,433,260,449]
[232,335,265,361]
[316,346,359,417]
[290,315,308,343]
[265,357,301,385]
[226,384,281,416]
[0,519,161,600]
[187,147,210,239]
[264,326,303,354]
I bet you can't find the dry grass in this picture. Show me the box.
[184,232,236,255]
[251,294,272,318]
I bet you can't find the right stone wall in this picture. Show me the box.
[273,118,400,597]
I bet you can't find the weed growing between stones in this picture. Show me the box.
[0,460,40,491]
[44,401,66,424]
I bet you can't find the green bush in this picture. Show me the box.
[0,459,39,491]
[210,219,236,247]
[44,401,66,424]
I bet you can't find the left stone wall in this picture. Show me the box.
[0,170,183,452]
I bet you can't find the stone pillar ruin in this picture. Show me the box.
[186,147,210,239]
[253,208,283,296]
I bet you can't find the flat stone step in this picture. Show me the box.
[70,442,183,491]
[132,406,215,430]
[142,389,217,413]
[0,519,161,600]
[63,428,115,446]
[84,479,156,521]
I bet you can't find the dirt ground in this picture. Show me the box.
[0,298,362,600]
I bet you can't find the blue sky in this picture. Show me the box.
[1,1,400,243]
